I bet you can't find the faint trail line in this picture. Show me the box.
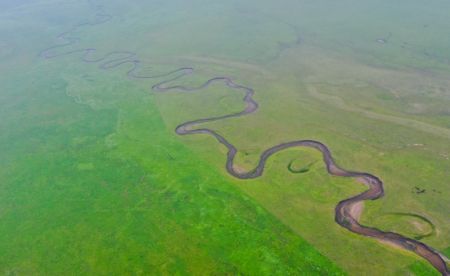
[308,86,450,139]
[38,1,449,274]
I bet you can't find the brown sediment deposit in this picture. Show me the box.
[349,202,364,221]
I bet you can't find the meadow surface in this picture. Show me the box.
[1,0,449,275]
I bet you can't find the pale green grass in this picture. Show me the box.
[1,0,449,275]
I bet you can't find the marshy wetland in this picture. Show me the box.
[1,0,449,275]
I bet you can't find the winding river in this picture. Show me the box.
[38,1,449,275]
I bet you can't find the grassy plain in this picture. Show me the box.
[0,62,345,274]
[1,0,449,275]
[0,1,343,274]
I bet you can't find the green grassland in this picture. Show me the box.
[1,0,449,275]
[0,61,345,274]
